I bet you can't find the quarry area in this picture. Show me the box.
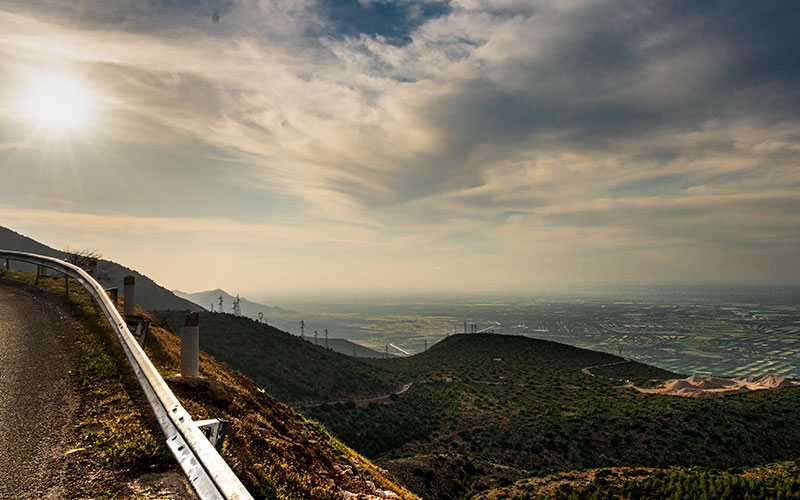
[636,374,800,398]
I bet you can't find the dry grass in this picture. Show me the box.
[0,269,419,500]
[143,308,420,499]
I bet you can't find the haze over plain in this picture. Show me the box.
[1,1,799,296]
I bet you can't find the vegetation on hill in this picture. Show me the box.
[147,307,800,500]
[155,310,398,405]
[1,269,417,500]
[473,461,800,500]
[304,334,800,500]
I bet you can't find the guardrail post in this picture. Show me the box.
[0,250,254,499]
[106,287,119,307]
[124,275,135,316]
[35,264,41,286]
[88,258,98,277]
[181,312,200,379]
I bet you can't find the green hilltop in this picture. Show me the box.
[154,310,398,405]
[154,310,800,500]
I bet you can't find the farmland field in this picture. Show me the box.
[265,284,800,378]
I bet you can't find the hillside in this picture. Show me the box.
[171,289,396,358]
[304,333,800,500]
[473,461,800,499]
[173,288,287,319]
[0,226,201,311]
[154,310,398,405]
[1,268,417,499]
[312,337,391,359]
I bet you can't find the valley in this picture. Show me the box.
[159,307,800,500]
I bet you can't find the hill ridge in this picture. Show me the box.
[0,225,202,312]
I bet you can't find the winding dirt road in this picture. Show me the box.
[0,281,81,499]
[293,382,414,410]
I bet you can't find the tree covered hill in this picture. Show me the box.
[306,334,800,500]
[155,309,397,405]
[144,313,800,500]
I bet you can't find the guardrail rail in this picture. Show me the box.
[0,250,253,500]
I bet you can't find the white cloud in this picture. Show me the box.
[1,1,799,291]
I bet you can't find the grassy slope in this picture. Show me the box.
[143,311,800,500]
[2,270,417,500]
[154,310,397,405]
[305,334,800,500]
[473,461,800,500]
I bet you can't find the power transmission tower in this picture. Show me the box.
[218,295,224,313]
[210,303,214,312]
[232,295,241,316]
[324,328,329,349]
[258,312,264,323]
[464,321,467,333]
[385,344,389,359]
[300,320,305,340]
[314,330,318,345]
[424,339,428,351]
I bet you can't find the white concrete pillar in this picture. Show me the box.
[181,312,200,378]
[123,275,136,316]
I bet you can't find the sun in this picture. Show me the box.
[20,72,94,131]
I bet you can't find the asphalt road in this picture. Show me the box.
[0,282,81,499]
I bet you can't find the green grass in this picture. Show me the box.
[485,461,800,500]
[304,334,800,500]
[154,310,398,404]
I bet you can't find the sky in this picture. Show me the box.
[1,0,799,297]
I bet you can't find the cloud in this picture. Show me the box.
[1,0,799,290]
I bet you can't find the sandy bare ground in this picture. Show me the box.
[635,374,800,398]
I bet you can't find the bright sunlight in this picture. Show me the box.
[20,72,94,131]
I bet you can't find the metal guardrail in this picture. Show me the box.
[0,250,253,500]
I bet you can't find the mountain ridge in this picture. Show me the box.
[0,225,202,312]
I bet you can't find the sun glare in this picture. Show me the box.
[21,73,94,131]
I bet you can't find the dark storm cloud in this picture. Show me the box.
[660,1,800,88]
[367,0,800,207]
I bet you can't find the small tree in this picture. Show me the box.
[63,247,110,281]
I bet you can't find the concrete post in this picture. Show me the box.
[123,275,135,316]
[106,287,119,307]
[182,312,200,379]
[88,258,98,277]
